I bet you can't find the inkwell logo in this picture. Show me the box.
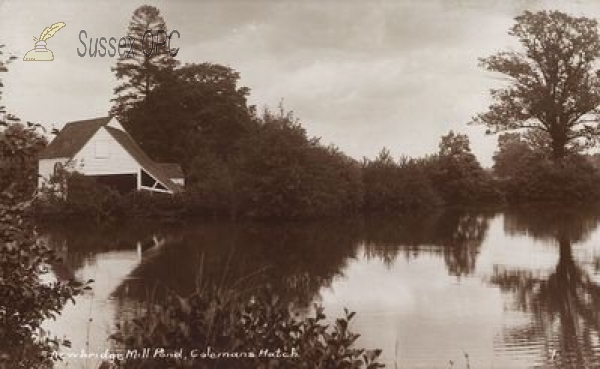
[23,22,66,61]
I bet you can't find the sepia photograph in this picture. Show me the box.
[3,0,600,368]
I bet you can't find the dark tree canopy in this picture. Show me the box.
[111,5,178,120]
[232,107,363,219]
[475,10,600,161]
[123,63,254,169]
[493,133,535,178]
[432,131,500,204]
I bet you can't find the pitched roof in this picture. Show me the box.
[40,116,182,193]
[156,163,184,179]
[104,126,183,193]
[39,117,110,159]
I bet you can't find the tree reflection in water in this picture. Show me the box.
[491,206,600,368]
[362,209,494,277]
[42,209,496,313]
[43,211,494,311]
[90,220,364,308]
[39,207,600,367]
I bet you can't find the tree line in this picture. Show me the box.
[20,7,600,221]
[110,8,600,217]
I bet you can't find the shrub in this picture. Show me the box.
[499,154,600,203]
[65,173,124,219]
[111,286,384,369]
[35,173,191,221]
[0,120,88,367]
[492,132,600,203]
[122,191,187,219]
[362,132,503,213]
[233,108,363,219]
[34,172,124,223]
[186,150,238,217]
[0,123,46,197]
[362,149,441,213]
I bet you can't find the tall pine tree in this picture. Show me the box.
[111,5,178,120]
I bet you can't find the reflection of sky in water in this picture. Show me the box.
[320,215,600,367]
[41,211,600,368]
[321,252,505,368]
[44,250,140,369]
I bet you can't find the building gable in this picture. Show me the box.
[39,117,109,159]
[38,117,183,194]
[71,126,140,176]
[103,127,181,193]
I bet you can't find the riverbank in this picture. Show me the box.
[32,146,600,224]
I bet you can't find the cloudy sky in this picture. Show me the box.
[1,0,600,166]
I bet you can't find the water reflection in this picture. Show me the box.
[492,207,600,368]
[39,206,600,368]
[363,209,493,276]
[110,221,362,308]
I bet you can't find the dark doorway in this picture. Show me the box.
[89,174,137,194]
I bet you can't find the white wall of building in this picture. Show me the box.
[72,127,140,176]
[38,123,179,194]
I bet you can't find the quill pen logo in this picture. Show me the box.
[23,22,66,61]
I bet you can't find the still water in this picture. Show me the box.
[40,207,600,368]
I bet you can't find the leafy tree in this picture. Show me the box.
[439,131,471,158]
[0,124,47,197]
[493,132,537,178]
[123,63,254,171]
[233,107,363,219]
[475,10,600,162]
[362,149,441,213]
[431,131,500,204]
[111,5,178,120]
[186,148,237,217]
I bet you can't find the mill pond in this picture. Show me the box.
[39,206,600,369]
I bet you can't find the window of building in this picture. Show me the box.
[94,141,109,158]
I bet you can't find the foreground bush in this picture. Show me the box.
[111,287,384,369]
[0,121,87,365]
[0,192,85,369]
